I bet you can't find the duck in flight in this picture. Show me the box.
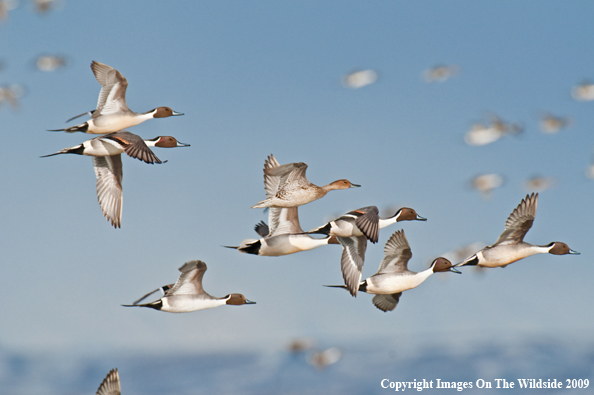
[48,61,183,134]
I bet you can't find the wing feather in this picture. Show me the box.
[494,193,538,245]
[93,155,123,228]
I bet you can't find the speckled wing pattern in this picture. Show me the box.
[372,293,402,312]
[337,235,368,296]
[96,368,121,395]
[93,155,123,228]
[493,193,538,246]
[167,260,208,296]
[377,230,412,274]
[91,61,130,116]
[353,206,380,243]
[262,155,304,236]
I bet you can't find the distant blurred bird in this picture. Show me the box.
[456,193,580,268]
[0,84,26,111]
[442,242,486,264]
[469,173,504,199]
[48,60,183,134]
[571,81,594,101]
[540,113,571,134]
[251,154,360,209]
[288,338,315,354]
[524,175,556,192]
[96,368,121,395]
[307,347,342,370]
[586,164,594,180]
[464,115,522,146]
[342,69,378,89]
[41,131,189,228]
[308,206,427,296]
[122,260,256,313]
[326,230,460,312]
[0,0,18,22]
[423,64,459,83]
[35,55,68,72]
[32,0,59,14]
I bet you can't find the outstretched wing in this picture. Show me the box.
[494,193,538,245]
[103,131,162,164]
[337,235,368,296]
[91,61,129,115]
[352,206,380,243]
[372,293,402,312]
[376,230,412,274]
[93,155,123,228]
[96,368,121,395]
[167,260,208,296]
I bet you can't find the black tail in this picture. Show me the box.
[121,300,163,311]
[238,240,262,255]
[308,222,331,236]
[325,280,367,292]
[47,122,89,133]
[40,144,84,158]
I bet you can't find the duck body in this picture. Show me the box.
[326,230,459,312]
[363,267,434,295]
[456,193,579,268]
[251,156,359,209]
[49,61,183,134]
[309,206,426,296]
[42,131,189,228]
[123,260,255,313]
[235,232,338,256]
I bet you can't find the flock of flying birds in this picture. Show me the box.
[34,59,583,394]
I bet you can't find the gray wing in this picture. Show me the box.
[377,230,412,274]
[337,235,368,296]
[168,260,207,296]
[269,207,304,236]
[93,155,123,229]
[353,206,380,243]
[254,221,270,237]
[96,368,121,395]
[105,131,163,164]
[494,193,538,245]
[91,61,129,115]
[372,293,402,312]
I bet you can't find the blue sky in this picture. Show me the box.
[1,0,593,362]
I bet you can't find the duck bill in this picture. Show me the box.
[245,300,257,304]
[176,141,191,147]
[449,267,462,274]
[171,110,184,116]
[349,183,361,188]
[415,214,427,221]
[569,249,580,255]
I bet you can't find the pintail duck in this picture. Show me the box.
[326,230,460,312]
[96,368,121,395]
[308,206,426,296]
[227,154,339,255]
[48,61,183,134]
[456,193,580,268]
[42,131,189,228]
[122,260,255,313]
[251,154,360,209]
